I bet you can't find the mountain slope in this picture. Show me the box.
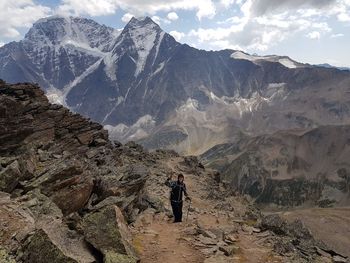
[2,16,350,155]
[201,125,350,207]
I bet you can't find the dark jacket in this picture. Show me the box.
[165,179,188,202]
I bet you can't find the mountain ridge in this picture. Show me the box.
[1,15,350,164]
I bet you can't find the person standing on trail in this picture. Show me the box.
[165,173,191,223]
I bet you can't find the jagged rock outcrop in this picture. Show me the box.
[0,81,163,262]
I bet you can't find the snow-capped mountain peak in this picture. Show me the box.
[24,15,116,51]
[111,16,167,77]
[124,16,161,31]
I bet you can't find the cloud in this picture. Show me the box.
[121,12,134,23]
[57,0,119,16]
[115,0,216,20]
[0,42,4,47]
[0,1,51,39]
[331,33,345,38]
[220,0,235,8]
[248,0,337,17]
[338,12,350,21]
[167,12,179,21]
[306,31,321,39]
[170,30,185,41]
[57,0,215,20]
[151,15,162,24]
[188,0,348,52]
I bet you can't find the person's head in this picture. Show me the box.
[177,173,184,183]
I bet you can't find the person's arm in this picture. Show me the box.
[183,183,191,200]
[165,176,175,188]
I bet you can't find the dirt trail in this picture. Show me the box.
[131,157,284,263]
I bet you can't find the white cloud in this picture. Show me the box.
[121,12,134,23]
[57,0,119,16]
[170,30,185,41]
[115,0,216,20]
[0,1,51,39]
[220,0,235,8]
[248,0,337,17]
[331,33,345,38]
[57,0,215,20]
[338,12,350,21]
[306,31,321,39]
[151,15,161,25]
[188,0,346,52]
[167,12,179,21]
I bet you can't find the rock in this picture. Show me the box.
[21,229,78,263]
[91,138,107,147]
[38,149,50,162]
[82,206,137,260]
[196,235,217,246]
[50,174,93,215]
[25,159,93,215]
[333,255,348,263]
[76,131,95,145]
[0,160,21,193]
[104,251,137,263]
[252,227,261,233]
[223,234,237,244]
[260,214,288,235]
[218,245,240,256]
[197,228,217,239]
[180,156,204,175]
[0,247,16,263]
[0,193,36,252]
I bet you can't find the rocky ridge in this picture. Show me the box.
[0,81,348,263]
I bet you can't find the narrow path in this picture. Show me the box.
[131,157,284,263]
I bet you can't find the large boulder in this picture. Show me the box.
[82,205,138,261]
[21,229,78,263]
[0,160,21,192]
[25,159,94,215]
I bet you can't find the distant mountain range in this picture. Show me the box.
[1,15,350,207]
[316,63,350,71]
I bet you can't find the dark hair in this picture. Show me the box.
[178,173,184,180]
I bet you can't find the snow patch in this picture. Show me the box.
[46,88,64,105]
[105,114,156,142]
[129,23,158,76]
[278,58,297,69]
[231,51,300,69]
[103,53,117,81]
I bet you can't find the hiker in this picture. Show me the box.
[165,173,191,223]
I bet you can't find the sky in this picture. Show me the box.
[0,0,349,67]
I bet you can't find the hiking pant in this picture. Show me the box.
[171,200,183,222]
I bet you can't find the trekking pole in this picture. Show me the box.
[186,199,192,222]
